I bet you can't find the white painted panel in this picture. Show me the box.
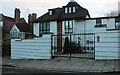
[11,34,52,59]
[33,23,39,36]
[50,21,57,35]
[102,18,115,29]
[62,21,65,35]
[95,27,119,59]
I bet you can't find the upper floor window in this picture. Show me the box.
[96,19,102,25]
[64,20,73,33]
[65,6,76,14]
[73,6,76,13]
[69,7,72,13]
[115,18,120,29]
[65,7,68,14]
[49,10,52,15]
[39,22,50,34]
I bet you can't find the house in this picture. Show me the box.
[32,0,120,59]
[10,23,32,39]
[1,8,37,40]
[1,8,37,57]
[10,0,120,60]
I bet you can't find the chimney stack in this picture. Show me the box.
[15,8,20,23]
[28,13,37,26]
[32,13,37,21]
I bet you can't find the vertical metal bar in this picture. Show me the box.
[51,35,53,58]
[70,35,71,59]
[94,33,95,59]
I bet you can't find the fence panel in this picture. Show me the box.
[11,34,51,59]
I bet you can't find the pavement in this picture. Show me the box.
[2,56,120,73]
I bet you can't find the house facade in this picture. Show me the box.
[10,23,32,39]
[33,0,120,59]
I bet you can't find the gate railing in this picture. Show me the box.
[51,33,95,59]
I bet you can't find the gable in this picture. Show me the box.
[10,24,20,33]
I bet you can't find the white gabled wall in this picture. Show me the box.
[33,23,39,36]
[10,24,20,33]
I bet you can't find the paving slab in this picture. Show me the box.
[90,66,103,72]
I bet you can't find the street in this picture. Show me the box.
[2,66,119,75]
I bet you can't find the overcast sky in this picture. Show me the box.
[0,0,120,22]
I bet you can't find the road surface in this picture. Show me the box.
[2,66,119,75]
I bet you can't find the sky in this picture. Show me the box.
[0,0,120,22]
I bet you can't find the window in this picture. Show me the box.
[97,36,100,42]
[18,32,25,39]
[115,18,120,29]
[39,22,50,34]
[65,7,68,13]
[64,20,73,33]
[49,10,52,15]
[73,6,76,13]
[96,19,102,25]
[11,29,18,38]
[69,7,72,13]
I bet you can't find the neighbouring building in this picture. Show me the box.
[1,8,36,57]
[10,23,32,39]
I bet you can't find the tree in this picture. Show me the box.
[104,11,118,17]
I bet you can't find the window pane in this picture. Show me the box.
[69,7,71,13]
[49,10,52,15]
[65,21,68,28]
[116,22,120,29]
[96,19,101,25]
[69,20,73,28]
[65,7,68,13]
[73,7,75,13]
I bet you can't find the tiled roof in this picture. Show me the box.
[34,1,90,22]
[15,23,32,33]
[0,14,15,21]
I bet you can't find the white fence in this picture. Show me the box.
[11,34,52,59]
[95,28,120,59]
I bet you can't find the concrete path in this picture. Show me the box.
[2,57,120,73]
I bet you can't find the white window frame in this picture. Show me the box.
[69,7,72,13]
[65,7,68,14]
[73,6,76,13]
[49,10,52,15]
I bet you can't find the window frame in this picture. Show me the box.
[73,6,76,13]
[39,22,50,34]
[115,18,120,29]
[96,19,102,25]
[64,20,73,34]
[49,10,52,15]
[69,7,72,13]
[65,7,68,14]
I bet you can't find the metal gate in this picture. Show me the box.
[51,33,95,59]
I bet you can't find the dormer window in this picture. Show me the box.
[69,7,72,13]
[49,10,52,15]
[65,7,68,13]
[65,6,76,14]
[73,6,76,13]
